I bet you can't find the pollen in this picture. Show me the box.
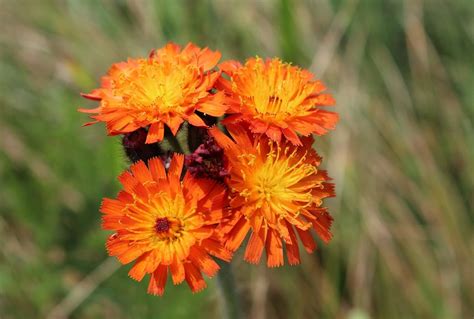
[246,143,316,211]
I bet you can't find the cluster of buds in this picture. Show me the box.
[79,43,338,296]
[185,134,229,182]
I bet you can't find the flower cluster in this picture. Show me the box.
[80,42,338,295]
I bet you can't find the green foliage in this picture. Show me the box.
[0,0,473,318]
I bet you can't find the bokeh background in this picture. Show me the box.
[1,0,473,318]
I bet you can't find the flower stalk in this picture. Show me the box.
[216,262,243,319]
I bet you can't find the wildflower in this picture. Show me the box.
[79,42,227,144]
[217,57,338,145]
[210,124,334,267]
[101,155,232,295]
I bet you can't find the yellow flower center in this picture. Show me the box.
[146,191,192,242]
[235,142,317,217]
[113,59,202,116]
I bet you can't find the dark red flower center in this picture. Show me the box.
[155,218,170,233]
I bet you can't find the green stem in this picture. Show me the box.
[216,262,243,319]
[165,133,184,154]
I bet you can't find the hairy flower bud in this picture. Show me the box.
[122,128,162,162]
[185,134,228,182]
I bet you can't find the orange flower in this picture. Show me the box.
[101,155,232,295]
[210,124,334,267]
[79,42,227,144]
[217,58,338,145]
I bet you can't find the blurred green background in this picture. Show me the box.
[1,0,473,318]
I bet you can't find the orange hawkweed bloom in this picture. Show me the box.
[79,42,227,144]
[101,155,232,295]
[217,58,338,145]
[210,124,334,267]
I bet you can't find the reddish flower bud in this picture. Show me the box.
[122,128,162,163]
[185,135,229,182]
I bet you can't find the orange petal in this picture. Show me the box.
[248,120,269,134]
[204,70,222,90]
[312,210,333,243]
[189,225,214,240]
[214,76,233,92]
[148,157,166,181]
[225,217,250,251]
[226,123,253,149]
[129,182,149,201]
[209,126,235,150]
[197,48,221,71]
[189,247,220,277]
[196,181,226,212]
[143,250,161,274]
[148,48,157,60]
[117,190,134,205]
[197,91,227,116]
[265,126,282,143]
[313,93,336,106]
[282,128,302,146]
[129,251,152,281]
[168,154,184,188]
[147,265,168,296]
[244,229,265,264]
[184,262,207,293]
[101,206,124,228]
[118,171,139,192]
[201,238,233,262]
[303,110,339,134]
[108,119,135,133]
[285,222,301,265]
[117,245,146,264]
[130,160,153,184]
[312,80,327,95]
[77,106,101,113]
[182,42,200,56]
[90,112,120,122]
[80,93,102,101]
[81,120,99,127]
[265,230,284,267]
[170,257,185,285]
[157,42,181,58]
[218,60,242,74]
[183,172,216,201]
[101,214,122,230]
[166,116,184,135]
[295,228,316,253]
[187,113,207,127]
[105,235,128,256]
[146,122,164,144]
[100,198,125,215]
